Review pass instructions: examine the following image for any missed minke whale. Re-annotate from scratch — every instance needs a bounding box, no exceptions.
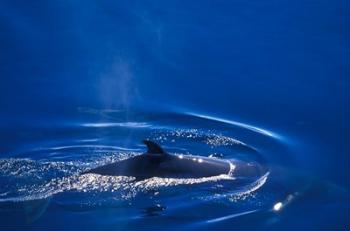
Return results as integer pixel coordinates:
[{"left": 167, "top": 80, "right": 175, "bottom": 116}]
[{"left": 84, "top": 140, "right": 234, "bottom": 179}]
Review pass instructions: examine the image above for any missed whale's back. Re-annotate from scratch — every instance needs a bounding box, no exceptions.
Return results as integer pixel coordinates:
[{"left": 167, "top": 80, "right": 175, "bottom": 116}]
[{"left": 85, "top": 141, "right": 231, "bottom": 179}]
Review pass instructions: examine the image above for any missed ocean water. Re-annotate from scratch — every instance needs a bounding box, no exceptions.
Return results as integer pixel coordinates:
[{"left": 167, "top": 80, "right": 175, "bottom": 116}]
[{"left": 1, "top": 0, "right": 350, "bottom": 230}]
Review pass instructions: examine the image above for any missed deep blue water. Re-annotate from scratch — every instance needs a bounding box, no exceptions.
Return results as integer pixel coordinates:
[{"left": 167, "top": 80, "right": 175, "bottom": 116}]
[{"left": 1, "top": 0, "right": 350, "bottom": 230}]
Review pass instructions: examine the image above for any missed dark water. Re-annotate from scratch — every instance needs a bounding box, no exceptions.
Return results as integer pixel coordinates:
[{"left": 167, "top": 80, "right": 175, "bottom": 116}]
[{"left": 1, "top": 0, "right": 350, "bottom": 230}]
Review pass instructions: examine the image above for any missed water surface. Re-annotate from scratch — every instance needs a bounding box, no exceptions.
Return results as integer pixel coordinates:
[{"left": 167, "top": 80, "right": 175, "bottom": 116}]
[
  {"left": 1, "top": 0, "right": 350, "bottom": 230},
  {"left": 0, "top": 108, "right": 348, "bottom": 230}
]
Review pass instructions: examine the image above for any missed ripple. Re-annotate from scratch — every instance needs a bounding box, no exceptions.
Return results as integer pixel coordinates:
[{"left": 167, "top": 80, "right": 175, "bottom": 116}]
[
  {"left": 187, "top": 112, "right": 280, "bottom": 139},
  {"left": 0, "top": 109, "right": 280, "bottom": 219},
  {"left": 81, "top": 122, "right": 151, "bottom": 128}
]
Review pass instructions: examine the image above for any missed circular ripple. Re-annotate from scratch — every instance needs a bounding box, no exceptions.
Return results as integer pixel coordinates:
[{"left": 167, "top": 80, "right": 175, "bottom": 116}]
[{"left": 0, "top": 109, "right": 280, "bottom": 215}]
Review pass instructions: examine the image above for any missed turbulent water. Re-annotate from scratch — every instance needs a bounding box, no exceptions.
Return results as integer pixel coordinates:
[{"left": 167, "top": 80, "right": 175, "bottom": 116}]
[{"left": 0, "top": 108, "right": 347, "bottom": 230}]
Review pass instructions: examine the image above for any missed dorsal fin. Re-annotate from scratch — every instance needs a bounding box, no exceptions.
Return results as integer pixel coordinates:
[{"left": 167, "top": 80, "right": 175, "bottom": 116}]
[{"left": 143, "top": 140, "right": 165, "bottom": 154}]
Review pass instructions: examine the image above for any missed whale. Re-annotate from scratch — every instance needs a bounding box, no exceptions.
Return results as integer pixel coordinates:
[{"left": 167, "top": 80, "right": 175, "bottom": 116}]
[{"left": 84, "top": 140, "right": 234, "bottom": 179}]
